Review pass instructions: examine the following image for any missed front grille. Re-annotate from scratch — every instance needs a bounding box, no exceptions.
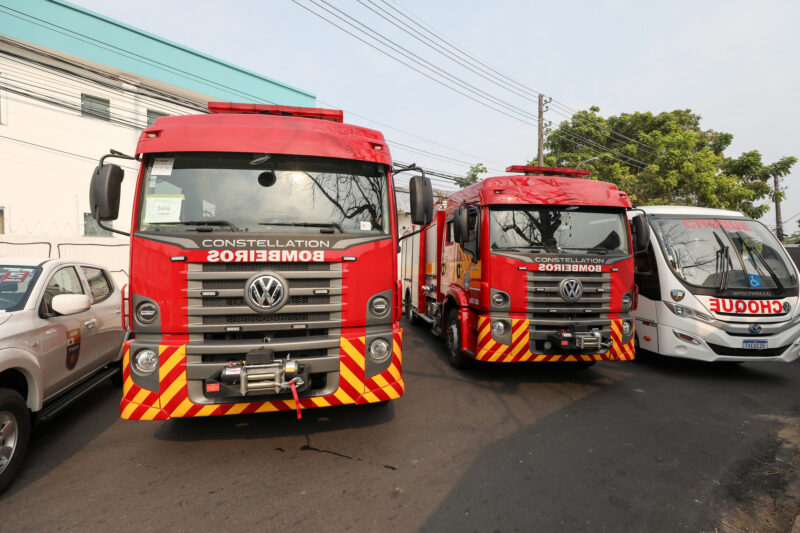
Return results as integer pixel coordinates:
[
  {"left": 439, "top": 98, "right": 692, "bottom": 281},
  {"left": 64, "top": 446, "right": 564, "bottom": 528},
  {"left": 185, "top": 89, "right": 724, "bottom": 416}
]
[
  {"left": 526, "top": 270, "right": 611, "bottom": 351},
  {"left": 186, "top": 261, "right": 343, "bottom": 347},
  {"left": 707, "top": 343, "right": 790, "bottom": 357}
]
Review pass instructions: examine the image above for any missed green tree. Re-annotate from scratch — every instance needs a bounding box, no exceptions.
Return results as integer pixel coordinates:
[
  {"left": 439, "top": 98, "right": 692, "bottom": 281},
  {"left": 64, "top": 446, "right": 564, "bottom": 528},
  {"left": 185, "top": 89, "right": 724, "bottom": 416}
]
[
  {"left": 538, "top": 106, "right": 796, "bottom": 219},
  {"left": 455, "top": 162, "right": 487, "bottom": 188}
]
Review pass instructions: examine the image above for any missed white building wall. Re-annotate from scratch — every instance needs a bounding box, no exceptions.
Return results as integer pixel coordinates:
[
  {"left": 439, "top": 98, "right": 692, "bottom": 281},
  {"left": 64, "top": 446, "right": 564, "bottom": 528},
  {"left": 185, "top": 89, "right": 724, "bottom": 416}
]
[{"left": 0, "top": 37, "right": 214, "bottom": 280}]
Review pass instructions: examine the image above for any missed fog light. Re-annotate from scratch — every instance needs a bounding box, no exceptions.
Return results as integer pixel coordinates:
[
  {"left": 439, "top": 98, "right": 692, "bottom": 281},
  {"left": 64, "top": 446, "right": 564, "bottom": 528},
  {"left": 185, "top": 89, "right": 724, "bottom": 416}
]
[
  {"left": 491, "top": 320, "right": 507, "bottom": 335},
  {"left": 622, "top": 292, "right": 633, "bottom": 311},
  {"left": 491, "top": 293, "right": 506, "bottom": 307},
  {"left": 133, "top": 349, "right": 158, "bottom": 375},
  {"left": 370, "top": 296, "right": 390, "bottom": 317},
  {"left": 622, "top": 320, "right": 633, "bottom": 336},
  {"left": 135, "top": 302, "right": 158, "bottom": 324},
  {"left": 368, "top": 338, "right": 391, "bottom": 362}
]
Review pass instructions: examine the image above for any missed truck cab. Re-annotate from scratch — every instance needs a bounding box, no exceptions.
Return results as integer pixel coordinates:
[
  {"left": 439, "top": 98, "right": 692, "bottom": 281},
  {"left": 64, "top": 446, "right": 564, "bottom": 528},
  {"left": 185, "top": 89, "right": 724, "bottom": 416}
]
[{"left": 402, "top": 166, "right": 643, "bottom": 368}]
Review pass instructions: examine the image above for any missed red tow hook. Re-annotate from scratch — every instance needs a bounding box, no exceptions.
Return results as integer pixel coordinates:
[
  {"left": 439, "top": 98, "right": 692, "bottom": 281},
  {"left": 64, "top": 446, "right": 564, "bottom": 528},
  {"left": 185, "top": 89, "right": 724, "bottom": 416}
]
[{"left": 289, "top": 379, "right": 302, "bottom": 420}]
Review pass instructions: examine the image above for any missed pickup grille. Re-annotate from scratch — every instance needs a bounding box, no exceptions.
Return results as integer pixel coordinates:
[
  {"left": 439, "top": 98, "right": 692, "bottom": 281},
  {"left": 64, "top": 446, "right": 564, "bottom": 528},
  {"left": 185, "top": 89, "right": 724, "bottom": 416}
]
[
  {"left": 186, "top": 262, "right": 343, "bottom": 360},
  {"left": 526, "top": 271, "right": 611, "bottom": 350}
]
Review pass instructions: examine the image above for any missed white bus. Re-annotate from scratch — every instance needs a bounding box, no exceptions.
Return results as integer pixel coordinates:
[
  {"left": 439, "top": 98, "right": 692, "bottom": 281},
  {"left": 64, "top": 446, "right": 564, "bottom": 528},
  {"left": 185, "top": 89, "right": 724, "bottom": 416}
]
[{"left": 631, "top": 206, "right": 800, "bottom": 362}]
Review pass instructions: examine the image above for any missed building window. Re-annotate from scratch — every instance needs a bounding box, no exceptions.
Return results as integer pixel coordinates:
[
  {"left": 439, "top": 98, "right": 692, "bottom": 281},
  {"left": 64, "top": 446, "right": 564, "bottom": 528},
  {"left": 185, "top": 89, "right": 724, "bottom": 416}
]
[
  {"left": 146, "top": 109, "right": 168, "bottom": 126},
  {"left": 81, "top": 94, "right": 110, "bottom": 121},
  {"left": 84, "top": 213, "right": 112, "bottom": 237}
]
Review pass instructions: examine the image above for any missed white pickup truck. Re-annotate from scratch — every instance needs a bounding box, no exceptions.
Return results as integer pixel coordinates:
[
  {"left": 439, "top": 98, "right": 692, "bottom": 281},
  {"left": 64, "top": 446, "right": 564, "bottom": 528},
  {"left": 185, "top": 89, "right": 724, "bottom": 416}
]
[{"left": 0, "top": 258, "right": 126, "bottom": 493}]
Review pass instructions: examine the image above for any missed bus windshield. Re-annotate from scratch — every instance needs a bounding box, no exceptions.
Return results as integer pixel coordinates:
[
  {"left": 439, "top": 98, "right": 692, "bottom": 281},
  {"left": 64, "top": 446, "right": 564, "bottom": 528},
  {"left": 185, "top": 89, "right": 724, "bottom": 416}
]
[
  {"left": 137, "top": 153, "right": 390, "bottom": 235},
  {"left": 652, "top": 217, "right": 797, "bottom": 290},
  {"left": 490, "top": 206, "right": 629, "bottom": 254}
]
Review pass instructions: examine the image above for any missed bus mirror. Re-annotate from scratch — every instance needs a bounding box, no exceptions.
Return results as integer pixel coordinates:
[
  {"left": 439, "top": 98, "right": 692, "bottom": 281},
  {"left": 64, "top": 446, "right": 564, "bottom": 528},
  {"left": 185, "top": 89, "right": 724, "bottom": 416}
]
[
  {"left": 89, "top": 163, "right": 124, "bottom": 221},
  {"left": 631, "top": 214, "right": 650, "bottom": 253},
  {"left": 409, "top": 175, "right": 433, "bottom": 225},
  {"left": 454, "top": 207, "right": 469, "bottom": 245}
]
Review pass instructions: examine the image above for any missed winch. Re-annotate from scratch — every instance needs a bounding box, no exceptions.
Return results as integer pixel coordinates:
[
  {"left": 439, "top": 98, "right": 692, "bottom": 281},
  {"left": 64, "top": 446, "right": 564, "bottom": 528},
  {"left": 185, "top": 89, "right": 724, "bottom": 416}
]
[
  {"left": 217, "top": 349, "right": 309, "bottom": 396},
  {"left": 544, "top": 329, "right": 612, "bottom": 352}
]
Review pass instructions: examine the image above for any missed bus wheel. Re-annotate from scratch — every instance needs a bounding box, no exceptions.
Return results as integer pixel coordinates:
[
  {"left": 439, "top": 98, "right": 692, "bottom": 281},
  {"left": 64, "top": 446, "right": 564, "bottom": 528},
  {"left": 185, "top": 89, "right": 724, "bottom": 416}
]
[{"left": 445, "top": 309, "right": 473, "bottom": 369}]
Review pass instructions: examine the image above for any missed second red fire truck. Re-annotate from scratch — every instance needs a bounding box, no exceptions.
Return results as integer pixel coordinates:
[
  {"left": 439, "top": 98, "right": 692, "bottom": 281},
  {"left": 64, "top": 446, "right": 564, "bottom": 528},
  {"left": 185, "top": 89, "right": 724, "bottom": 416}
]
[{"left": 401, "top": 165, "right": 649, "bottom": 368}]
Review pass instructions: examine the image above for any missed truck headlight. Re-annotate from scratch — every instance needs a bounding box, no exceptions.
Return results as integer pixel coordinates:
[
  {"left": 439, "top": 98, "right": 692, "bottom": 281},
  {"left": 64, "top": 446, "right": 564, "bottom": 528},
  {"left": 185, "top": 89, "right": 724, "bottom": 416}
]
[
  {"left": 622, "top": 320, "right": 633, "bottom": 336},
  {"left": 491, "top": 293, "right": 507, "bottom": 307},
  {"left": 622, "top": 292, "right": 633, "bottom": 311},
  {"left": 370, "top": 296, "right": 390, "bottom": 317},
  {"left": 368, "top": 338, "right": 391, "bottom": 362},
  {"left": 491, "top": 320, "right": 508, "bottom": 335},
  {"left": 133, "top": 349, "right": 158, "bottom": 375},
  {"left": 135, "top": 302, "right": 158, "bottom": 324}
]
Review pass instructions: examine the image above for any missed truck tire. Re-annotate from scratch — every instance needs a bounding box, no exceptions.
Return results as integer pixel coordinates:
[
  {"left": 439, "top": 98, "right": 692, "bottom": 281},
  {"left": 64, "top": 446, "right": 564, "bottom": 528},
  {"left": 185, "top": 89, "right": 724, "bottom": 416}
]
[
  {"left": 0, "top": 388, "right": 31, "bottom": 494},
  {"left": 404, "top": 292, "right": 419, "bottom": 326},
  {"left": 445, "top": 309, "right": 473, "bottom": 370}
]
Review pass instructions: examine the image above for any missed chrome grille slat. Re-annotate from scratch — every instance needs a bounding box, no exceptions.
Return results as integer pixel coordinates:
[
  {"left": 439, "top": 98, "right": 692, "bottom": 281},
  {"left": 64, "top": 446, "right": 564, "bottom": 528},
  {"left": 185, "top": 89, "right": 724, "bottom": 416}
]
[{"left": 188, "top": 304, "right": 341, "bottom": 316}]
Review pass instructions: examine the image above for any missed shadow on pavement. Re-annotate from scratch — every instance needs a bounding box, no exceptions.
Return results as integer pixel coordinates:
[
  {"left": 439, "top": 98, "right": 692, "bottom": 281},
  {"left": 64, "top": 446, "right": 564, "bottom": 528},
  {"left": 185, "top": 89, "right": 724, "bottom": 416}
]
[
  {"left": 153, "top": 400, "right": 396, "bottom": 442},
  {"left": 3, "top": 380, "right": 121, "bottom": 499},
  {"left": 634, "top": 349, "right": 789, "bottom": 385}
]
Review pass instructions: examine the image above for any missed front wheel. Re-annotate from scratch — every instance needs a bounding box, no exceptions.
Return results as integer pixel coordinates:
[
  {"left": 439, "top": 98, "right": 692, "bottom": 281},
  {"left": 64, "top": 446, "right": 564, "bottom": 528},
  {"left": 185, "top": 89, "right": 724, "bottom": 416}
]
[
  {"left": 404, "top": 292, "right": 419, "bottom": 325},
  {"left": 0, "top": 388, "right": 31, "bottom": 494},
  {"left": 445, "top": 309, "right": 473, "bottom": 370}
]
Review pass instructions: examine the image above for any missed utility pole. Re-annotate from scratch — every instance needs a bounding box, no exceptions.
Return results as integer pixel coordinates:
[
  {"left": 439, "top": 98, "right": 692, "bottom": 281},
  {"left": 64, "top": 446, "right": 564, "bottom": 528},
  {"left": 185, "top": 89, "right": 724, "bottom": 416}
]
[
  {"left": 774, "top": 174, "right": 784, "bottom": 242},
  {"left": 537, "top": 94, "right": 544, "bottom": 166}
]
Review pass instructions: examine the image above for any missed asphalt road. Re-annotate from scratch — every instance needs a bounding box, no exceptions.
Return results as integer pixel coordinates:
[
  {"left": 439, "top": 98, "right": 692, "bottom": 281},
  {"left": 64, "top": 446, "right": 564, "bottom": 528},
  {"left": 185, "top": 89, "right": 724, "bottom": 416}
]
[{"left": 2, "top": 320, "right": 799, "bottom": 532}]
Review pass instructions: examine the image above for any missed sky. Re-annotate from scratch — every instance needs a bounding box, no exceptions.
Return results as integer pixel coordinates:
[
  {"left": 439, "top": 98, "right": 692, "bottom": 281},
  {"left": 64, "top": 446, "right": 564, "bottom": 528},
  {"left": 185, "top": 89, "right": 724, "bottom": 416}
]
[{"left": 71, "top": 0, "right": 800, "bottom": 229}]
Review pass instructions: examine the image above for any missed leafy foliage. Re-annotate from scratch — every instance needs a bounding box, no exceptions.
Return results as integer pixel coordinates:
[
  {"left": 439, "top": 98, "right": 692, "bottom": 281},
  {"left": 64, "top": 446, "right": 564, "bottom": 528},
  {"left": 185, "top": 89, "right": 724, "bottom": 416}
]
[
  {"left": 455, "top": 162, "right": 487, "bottom": 188},
  {"left": 536, "top": 106, "right": 796, "bottom": 219}
]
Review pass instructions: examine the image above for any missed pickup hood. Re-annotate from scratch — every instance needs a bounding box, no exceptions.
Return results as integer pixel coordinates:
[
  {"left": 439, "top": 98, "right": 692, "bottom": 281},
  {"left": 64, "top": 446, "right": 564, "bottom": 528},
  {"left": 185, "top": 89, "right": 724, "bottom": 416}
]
[{"left": 0, "top": 312, "right": 12, "bottom": 327}]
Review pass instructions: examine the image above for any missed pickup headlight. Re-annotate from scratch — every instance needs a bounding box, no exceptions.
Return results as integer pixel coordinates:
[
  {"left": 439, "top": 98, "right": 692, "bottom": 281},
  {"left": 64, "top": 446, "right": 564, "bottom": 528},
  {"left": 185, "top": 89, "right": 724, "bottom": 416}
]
[{"left": 664, "top": 302, "right": 713, "bottom": 323}]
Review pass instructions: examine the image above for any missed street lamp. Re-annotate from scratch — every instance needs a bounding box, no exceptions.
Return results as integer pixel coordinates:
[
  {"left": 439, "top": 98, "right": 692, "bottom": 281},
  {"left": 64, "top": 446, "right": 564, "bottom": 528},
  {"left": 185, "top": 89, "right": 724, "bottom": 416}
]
[{"left": 576, "top": 157, "right": 599, "bottom": 168}]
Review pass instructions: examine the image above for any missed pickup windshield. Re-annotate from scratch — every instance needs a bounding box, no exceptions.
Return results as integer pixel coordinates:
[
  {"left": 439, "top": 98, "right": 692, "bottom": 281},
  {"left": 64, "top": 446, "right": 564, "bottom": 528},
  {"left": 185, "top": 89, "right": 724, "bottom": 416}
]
[
  {"left": 137, "top": 153, "right": 390, "bottom": 234},
  {"left": 652, "top": 217, "right": 797, "bottom": 289},
  {"left": 489, "top": 207, "right": 629, "bottom": 254},
  {"left": 0, "top": 266, "right": 41, "bottom": 312}
]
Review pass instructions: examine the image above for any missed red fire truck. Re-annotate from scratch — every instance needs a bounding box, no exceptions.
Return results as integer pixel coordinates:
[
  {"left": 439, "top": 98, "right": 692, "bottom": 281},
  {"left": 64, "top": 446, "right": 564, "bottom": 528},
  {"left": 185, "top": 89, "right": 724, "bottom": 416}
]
[
  {"left": 400, "top": 165, "right": 648, "bottom": 368},
  {"left": 88, "top": 102, "right": 432, "bottom": 419}
]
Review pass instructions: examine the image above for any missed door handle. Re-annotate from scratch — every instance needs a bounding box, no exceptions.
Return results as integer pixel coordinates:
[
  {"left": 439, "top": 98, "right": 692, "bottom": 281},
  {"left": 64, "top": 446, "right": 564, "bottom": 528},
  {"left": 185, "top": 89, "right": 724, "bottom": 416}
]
[
  {"left": 84, "top": 319, "right": 98, "bottom": 329},
  {"left": 115, "top": 307, "right": 121, "bottom": 315}
]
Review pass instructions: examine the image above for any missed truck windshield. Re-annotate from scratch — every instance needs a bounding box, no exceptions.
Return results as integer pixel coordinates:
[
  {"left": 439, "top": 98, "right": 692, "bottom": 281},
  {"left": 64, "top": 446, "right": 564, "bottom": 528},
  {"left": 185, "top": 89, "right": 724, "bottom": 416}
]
[
  {"left": 137, "top": 153, "right": 390, "bottom": 234},
  {"left": 0, "top": 266, "right": 41, "bottom": 312},
  {"left": 652, "top": 217, "right": 797, "bottom": 289},
  {"left": 489, "top": 207, "right": 629, "bottom": 254}
]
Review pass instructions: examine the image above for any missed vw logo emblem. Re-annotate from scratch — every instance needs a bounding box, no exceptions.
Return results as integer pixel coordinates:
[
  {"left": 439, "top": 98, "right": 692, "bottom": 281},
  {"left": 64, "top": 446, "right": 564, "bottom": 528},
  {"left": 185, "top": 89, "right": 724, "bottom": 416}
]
[
  {"left": 559, "top": 278, "right": 583, "bottom": 302},
  {"left": 748, "top": 323, "right": 762, "bottom": 335},
  {"left": 244, "top": 273, "right": 288, "bottom": 313},
  {"left": 783, "top": 301, "right": 791, "bottom": 313}
]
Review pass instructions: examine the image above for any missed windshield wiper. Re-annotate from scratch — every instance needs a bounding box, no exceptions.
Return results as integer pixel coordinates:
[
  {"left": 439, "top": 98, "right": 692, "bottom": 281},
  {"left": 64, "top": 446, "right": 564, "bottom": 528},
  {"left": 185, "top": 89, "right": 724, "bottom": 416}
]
[
  {"left": 150, "top": 220, "right": 239, "bottom": 232},
  {"left": 740, "top": 239, "right": 784, "bottom": 292},
  {"left": 559, "top": 247, "right": 611, "bottom": 255},
  {"left": 492, "top": 243, "right": 549, "bottom": 253},
  {"left": 713, "top": 233, "right": 731, "bottom": 292},
  {"left": 258, "top": 221, "right": 344, "bottom": 233}
]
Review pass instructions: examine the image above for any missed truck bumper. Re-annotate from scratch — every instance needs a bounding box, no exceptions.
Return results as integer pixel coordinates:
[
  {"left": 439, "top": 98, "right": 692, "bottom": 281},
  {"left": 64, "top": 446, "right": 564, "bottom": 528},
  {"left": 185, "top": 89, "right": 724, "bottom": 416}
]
[
  {"left": 474, "top": 316, "right": 635, "bottom": 362},
  {"left": 120, "top": 328, "right": 404, "bottom": 420}
]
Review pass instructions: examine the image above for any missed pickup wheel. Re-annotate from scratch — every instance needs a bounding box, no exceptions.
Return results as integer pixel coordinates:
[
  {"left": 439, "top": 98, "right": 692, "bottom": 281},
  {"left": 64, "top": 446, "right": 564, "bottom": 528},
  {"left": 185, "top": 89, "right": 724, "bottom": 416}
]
[
  {"left": 0, "top": 388, "right": 31, "bottom": 494},
  {"left": 445, "top": 309, "right": 473, "bottom": 370}
]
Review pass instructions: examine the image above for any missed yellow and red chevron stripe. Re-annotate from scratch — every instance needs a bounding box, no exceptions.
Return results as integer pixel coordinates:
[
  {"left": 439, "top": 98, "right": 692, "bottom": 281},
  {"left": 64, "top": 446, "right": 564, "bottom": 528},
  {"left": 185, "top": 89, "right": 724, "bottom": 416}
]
[
  {"left": 120, "top": 330, "right": 404, "bottom": 420},
  {"left": 475, "top": 316, "right": 635, "bottom": 362}
]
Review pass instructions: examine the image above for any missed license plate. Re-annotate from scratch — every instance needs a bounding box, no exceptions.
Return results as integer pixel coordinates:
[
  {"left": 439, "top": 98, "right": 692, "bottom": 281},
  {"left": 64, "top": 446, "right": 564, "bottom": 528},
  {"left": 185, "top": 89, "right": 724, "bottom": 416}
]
[{"left": 742, "top": 340, "right": 768, "bottom": 350}]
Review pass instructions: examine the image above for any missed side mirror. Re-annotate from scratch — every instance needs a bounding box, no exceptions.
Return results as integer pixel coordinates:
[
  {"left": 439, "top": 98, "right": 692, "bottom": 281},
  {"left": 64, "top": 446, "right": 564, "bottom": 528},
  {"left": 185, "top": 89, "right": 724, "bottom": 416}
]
[
  {"left": 51, "top": 294, "right": 92, "bottom": 316},
  {"left": 631, "top": 214, "right": 651, "bottom": 253},
  {"left": 89, "top": 163, "right": 124, "bottom": 221},
  {"left": 409, "top": 175, "right": 433, "bottom": 225},
  {"left": 454, "top": 207, "right": 469, "bottom": 245}
]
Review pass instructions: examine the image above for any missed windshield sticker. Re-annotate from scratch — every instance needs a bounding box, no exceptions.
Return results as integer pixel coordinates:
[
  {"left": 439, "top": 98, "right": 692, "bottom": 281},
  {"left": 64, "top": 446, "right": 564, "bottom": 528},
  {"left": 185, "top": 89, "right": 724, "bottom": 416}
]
[
  {"left": 683, "top": 219, "right": 752, "bottom": 231},
  {"left": 708, "top": 298, "right": 786, "bottom": 315},
  {"left": 144, "top": 195, "right": 183, "bottom": 223},
  {"left": 1, "top": 271, "right": 29, "bottom": 282},
  {"left": 360, "top": 220, "right": 372, "bottom": 231},
  {"left": 151, "top": 157, "right": 174, "bottom": 176},
  {"left": 748, "top": 274, "right": 763, "bottom": 288}
]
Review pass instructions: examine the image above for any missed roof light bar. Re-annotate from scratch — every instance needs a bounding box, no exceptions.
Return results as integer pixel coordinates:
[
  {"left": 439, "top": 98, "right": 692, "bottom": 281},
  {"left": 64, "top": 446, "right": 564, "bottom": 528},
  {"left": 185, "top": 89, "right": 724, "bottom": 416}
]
[
  {"left": 207, "top": 102, "right": 343, "bottom": 123},
  {"left": 505, "top": 165, "right": 591, "bottom": 177}
]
